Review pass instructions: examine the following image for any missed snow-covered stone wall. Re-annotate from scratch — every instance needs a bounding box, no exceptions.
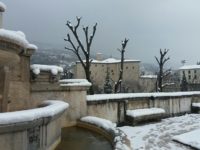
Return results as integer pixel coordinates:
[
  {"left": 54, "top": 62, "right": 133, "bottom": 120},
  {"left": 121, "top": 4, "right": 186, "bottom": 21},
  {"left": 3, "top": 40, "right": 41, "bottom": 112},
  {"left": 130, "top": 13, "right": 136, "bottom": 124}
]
[
  {"left": 87, "top": 92, "right": 200, "bottom": 123},
  {"left": 0, "top": 100, "right": 68, "bottom": 150},
  {"left": 31, "top": 79, "right": 91, "bottom": 127}
]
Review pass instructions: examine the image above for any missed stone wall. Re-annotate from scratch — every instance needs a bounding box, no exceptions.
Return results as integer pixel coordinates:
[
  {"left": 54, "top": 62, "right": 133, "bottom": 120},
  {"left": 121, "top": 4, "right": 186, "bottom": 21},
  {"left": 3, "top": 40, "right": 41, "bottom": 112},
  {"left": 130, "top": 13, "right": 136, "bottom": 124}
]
[
  {"left": 87, "top": 92, "right": 200, "bottom": 123},
  {"left": 31, "top": 81, "right": 90, "bottom": 127},
  {"left": 0, "top": 100, "right": 68, "bottom": 150}
]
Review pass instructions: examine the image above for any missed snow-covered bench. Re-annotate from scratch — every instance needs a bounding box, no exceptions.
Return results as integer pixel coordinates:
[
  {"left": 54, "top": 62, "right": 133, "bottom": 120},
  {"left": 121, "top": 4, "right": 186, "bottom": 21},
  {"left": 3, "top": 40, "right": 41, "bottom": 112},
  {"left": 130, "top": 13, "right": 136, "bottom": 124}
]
[
  {"left": 126, "top": 108, "right": 166, "bottom": 125},
  {"left": 191, "top": 103, "right": 200, "bottom": 113}
]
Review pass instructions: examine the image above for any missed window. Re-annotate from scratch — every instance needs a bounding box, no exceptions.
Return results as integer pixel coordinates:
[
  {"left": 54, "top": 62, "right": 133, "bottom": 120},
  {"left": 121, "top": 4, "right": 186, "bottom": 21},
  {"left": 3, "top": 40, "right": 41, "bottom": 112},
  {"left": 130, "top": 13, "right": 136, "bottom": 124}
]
[
  {"left": 194, "top": 70, "right": 197, "bottom": 74},
  {"left": 126, "top": 66, "right": 128, "bottom": 69},
  {"left": 102, "top": 64, "right": 104, "bottom": 67},
  {"left": 132, "top": 66, "right": 134, "bottom": 69},
  {"left": 188, "top": 75, "right": 191, "bottom": 80},
  {"left": 188, "top": 70, "right": 191, "bottom": 74},
  {"left": 194, "top": 75, "right": 197, "bottom": 79},
  {"left": 182, "top": 71, "right": 185, "bottom": 74}
]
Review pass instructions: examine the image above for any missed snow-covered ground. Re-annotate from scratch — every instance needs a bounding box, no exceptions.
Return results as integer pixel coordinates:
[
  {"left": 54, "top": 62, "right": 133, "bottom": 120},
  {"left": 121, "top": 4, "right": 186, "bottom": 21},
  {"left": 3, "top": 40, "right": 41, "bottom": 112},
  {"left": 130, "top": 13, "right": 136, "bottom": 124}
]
[{"left": 119, "top": 114, "right": 200, "bottom": 150}]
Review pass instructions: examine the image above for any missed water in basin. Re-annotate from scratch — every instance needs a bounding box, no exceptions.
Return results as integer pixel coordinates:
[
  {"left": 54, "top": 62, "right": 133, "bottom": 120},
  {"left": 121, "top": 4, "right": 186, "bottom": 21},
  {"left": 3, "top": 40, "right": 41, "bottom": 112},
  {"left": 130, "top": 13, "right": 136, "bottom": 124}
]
[{"left": 55, "top": 126, "right": 112, "bottom": 150}]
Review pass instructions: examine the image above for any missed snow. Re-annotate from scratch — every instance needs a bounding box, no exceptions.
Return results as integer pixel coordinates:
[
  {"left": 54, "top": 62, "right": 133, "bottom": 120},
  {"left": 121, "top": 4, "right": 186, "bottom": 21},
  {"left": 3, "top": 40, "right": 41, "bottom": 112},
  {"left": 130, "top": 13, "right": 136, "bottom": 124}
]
[
  {"left": 31, "top": 64, "right": 63, "bottom": 75},
  {"left": 80, "top": 116, "right": 132, "bottom": 150},
  {"left": 0, "top": 2, "right": 6, "bottom": 12},
  {"left": 59, "top": 79, "right": 91, "bottom": 87},
  {"left": 0, "top": 100, "right": 69, "bottom": 125},
  {"left": 179, "top": 65, "right": 200, "bottom": 70},
  {"left": 0, "top": 29, "right": 37, "bottom": 50},
  {"left": 140, "top": 75, "right": 157, "bottom": 79},
  {"left": 192, "top": 103, "right": 200, "bottom": 107},
  {"left": 119, "top": 114, "right": 200, "bottom": 150},
  {"left": 126, "top": 108, "right": 165, "bottom": 117},
  {"left": 78, "top": 58, "right": 140, "bottom": 64},
  {"left": 87, "top": 91, "right": 200, "bottom": 101},
  {"left": 80, "top": 116, "right": 116, "bottom": 130},
  {"left": 173, "top": 129, "right": 200, "bottom": 149}
]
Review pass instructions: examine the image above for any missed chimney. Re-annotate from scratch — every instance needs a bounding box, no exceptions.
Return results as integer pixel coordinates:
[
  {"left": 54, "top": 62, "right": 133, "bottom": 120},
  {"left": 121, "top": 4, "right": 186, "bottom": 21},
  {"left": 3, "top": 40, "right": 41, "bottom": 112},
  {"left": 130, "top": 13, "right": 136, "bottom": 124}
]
[
  {"left": 96, "top": 53, "right": 103, "bottom": 61},
  {"left": 0, "top": 2, "right": 6, "bottom": 28}
]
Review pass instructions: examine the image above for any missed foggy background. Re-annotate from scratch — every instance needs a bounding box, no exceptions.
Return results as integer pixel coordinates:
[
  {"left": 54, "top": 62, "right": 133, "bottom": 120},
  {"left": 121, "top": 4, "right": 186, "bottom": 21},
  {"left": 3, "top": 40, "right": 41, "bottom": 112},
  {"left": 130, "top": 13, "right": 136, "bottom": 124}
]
[{"left": 2, "top": 0, "right": 200, "bottom": 69}]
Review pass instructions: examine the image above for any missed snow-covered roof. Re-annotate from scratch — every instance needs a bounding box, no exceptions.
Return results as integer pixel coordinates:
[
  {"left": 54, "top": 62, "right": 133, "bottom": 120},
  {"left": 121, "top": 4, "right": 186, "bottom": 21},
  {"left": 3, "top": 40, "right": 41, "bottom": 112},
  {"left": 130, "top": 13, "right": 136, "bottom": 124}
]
[
  {"left": 0, "top": 100, "right": 68, "bottom": 125},
  {"left": 59, "top": 79, "right": 91, "bottom": 87},
  {"left": 140, "top": 75, "right": 157, "bottom": 79},
  {"left": 0, "top": 29, "right": 37, "bottom": 50},
  {"left": 77, "top": 58, "right": 140, "bottom": 64},
  {"left": 0, "top": 2, "right": 6, "bottom": 12},
  {"left": 31, "top": 64, "right": 63, "bottom": 75},
  {"left": 179, "top": 65, "right": 200, "bottom": 70}
]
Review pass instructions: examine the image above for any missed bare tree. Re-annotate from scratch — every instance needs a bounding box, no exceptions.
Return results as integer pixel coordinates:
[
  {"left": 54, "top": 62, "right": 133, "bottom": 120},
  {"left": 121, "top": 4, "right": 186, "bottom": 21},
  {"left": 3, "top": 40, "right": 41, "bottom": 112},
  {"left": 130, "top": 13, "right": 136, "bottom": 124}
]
[
  {"left": 155, "top": 49, "right": 170, "bottom": 92},
  {"left": 64, "top": 17, "right": 97, "bottom": 94},
  {"left": 114, "top": 38, "right": 129, "bottom": 93}
]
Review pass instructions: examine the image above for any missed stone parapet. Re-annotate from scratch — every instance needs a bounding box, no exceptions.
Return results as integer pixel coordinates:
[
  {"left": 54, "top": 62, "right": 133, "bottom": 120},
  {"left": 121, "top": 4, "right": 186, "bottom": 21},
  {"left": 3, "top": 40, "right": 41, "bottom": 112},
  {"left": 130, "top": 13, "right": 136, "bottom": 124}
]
[
  {"left": 87, "top": 92, "right": 200, "bottom": 123},
  {"left": 0, "top": 100, "right": 68, "bottom": 150}
]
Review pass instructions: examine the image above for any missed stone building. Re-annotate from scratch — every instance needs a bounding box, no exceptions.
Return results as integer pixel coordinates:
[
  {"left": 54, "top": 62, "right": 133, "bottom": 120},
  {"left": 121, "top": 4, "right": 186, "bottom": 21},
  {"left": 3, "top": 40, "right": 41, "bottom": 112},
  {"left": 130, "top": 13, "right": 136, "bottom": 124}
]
[
  {"left": 139, "top": 75, "right": 157, "bottom": 92},
  {"left": 73, "top": 57, "right": 141, "bottom": 92},
  {"left": 179, "top": 65, "right": 200, "bottom": 91},
  {"left": 179, "top": 65, "right": 200, "bottom": 84}
]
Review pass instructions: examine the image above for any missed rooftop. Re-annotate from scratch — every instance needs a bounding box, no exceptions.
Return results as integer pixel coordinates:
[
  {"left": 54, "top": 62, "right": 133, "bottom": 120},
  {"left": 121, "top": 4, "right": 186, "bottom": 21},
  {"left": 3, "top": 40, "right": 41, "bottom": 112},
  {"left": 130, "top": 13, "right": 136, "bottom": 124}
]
[
  {"left": 77, "top": 58, "right": 140, "bottom": 64},
  {"left": 179, "top": 65, "right": 200, "bottom": 70}
]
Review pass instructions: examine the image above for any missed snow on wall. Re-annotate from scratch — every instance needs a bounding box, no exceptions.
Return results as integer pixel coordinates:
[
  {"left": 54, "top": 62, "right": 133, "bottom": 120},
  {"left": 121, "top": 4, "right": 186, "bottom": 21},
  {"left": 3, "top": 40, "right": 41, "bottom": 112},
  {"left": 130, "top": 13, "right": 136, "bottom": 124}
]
[
  {"left": 192, "top": 103, "right": 200, "bottom": 107},
  {"left": 140, "top": 75, "right": 157, "bottom": 79},
  {"left": 87, "top": 91, "right": 200, "bottom": 101},
  {"left": 59, "top": 79, "right": 91, "bottom": 87},
  {"left": 0, "top": 100, "right": 68, "bottom": 125},
  {"left": 81, "top": 116, "right": 116, "bottom": 130},
  {"left": 31, "top": 64, "right": 63, "bottom": 75},
  {"left": 0, "top": 2, "right": 6, "bottom": 12},
  {"left": 126, "top": 108, "right": 165, "bottom": 117},
  {"left": 80, "top": 116, "right": 132, "bottom": 150},
  {"left": 0, "top": 29, "right": 37, "bottom": 50}
]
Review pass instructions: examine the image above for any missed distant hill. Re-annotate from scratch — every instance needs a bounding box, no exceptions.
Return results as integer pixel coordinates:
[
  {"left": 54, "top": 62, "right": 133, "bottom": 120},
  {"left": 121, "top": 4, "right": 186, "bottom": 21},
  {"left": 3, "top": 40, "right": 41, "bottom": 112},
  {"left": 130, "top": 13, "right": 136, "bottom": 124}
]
[
  {"left": 30, "top": 41, "right": 78, "bottom": 67},
  {"left": 140, "top": 63, "right": 158, "bottom": 75}
]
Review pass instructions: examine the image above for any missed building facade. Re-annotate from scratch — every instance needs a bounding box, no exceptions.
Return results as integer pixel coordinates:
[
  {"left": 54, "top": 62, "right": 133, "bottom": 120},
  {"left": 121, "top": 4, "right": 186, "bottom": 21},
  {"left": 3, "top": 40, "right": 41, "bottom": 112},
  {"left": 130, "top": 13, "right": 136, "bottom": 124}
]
[
  {"left": 73, "top": 58, "right": 140, "bottom": 93},
  {"left": 179, "top": 65, "right": 200, "bottom": 84}
]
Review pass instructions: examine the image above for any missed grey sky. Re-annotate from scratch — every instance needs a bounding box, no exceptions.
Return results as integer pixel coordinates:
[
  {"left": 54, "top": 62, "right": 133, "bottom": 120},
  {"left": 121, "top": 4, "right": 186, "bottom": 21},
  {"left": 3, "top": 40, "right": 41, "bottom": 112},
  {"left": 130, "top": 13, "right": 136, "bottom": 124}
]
[{"left": 1, "top": 0, "right": 200, "bottom": 69}]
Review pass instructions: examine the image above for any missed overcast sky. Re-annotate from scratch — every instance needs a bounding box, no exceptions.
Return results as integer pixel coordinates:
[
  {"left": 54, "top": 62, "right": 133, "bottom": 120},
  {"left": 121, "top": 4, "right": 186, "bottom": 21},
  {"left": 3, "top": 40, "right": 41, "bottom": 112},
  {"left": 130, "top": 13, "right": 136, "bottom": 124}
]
[{"left": 2, "top": 0, "right": 200, "bottom": 69}]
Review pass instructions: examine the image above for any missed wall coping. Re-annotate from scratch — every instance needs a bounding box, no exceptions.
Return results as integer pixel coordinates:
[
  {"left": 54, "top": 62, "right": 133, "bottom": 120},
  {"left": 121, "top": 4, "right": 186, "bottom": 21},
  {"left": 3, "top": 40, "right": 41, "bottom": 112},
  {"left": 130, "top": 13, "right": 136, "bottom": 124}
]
[
  {"left": 0, "top": 100, "right": 68, "bottom": 133},
  {"left": 78, "top": 116, "right": 132, "bottom": 150},
  {"left": 87, "top": 91, "right": 200, "bottom": 104}
]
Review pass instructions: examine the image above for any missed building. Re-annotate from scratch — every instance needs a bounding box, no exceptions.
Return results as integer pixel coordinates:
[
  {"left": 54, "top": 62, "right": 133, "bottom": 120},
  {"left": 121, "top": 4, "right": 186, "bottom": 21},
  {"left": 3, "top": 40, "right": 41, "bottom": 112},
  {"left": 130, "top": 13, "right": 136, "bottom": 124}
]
[
  {"left": 179, "top": 65, "right": 200, "bottom": 84},
  {"left": 139, "top": 75, "right": 157, "bottom": 92},
  {"left": 73, "top": 57, "right": 140, "bottom": 93},
  {"left": 179, "top": 65, "right": 200, "bottom": 91}
]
